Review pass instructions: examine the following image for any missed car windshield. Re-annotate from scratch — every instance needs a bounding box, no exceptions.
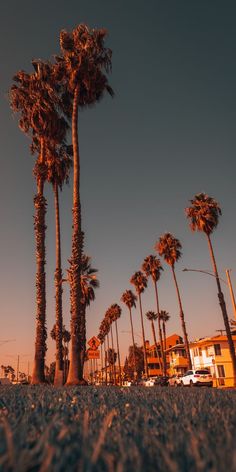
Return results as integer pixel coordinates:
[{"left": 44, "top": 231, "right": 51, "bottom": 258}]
[{"left": 195, "top": 370, "right": 210, "bottom": 374}]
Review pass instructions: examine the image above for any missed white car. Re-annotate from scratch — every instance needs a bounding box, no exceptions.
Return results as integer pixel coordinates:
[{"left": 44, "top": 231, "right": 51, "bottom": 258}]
[
  {"left": 168, "top": 375, "right": 182, "bottom": 387},
  {"left": 123, "top": 380, "right": 132, "bottom": 387},
  {"left": 181, "top": 369, "right": 213, "bottom": 387},
  {"left": 144, "top": 378, "right": 157, "bottom": 387}
]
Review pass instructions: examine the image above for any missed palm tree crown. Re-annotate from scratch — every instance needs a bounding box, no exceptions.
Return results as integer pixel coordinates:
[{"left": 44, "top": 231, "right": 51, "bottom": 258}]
[
  {"left": 185, "top": 192, "right": 222, "bottom": 235},
  {"left": 156, "top": 233, "right": 182, "bottom": 267},
  {"left": 121, "top": 290, "right": 137, "bottom": 309},
  {"left": 81, "top": 255, "right": 99, "bottom": 306},
  {"left": 159, "top": 310, "right": 170, "bottom": 323},
  {"left": 110, "top": 303, "right": 122, "bottom": 321},
  {"left": 142, "top": 255, "right": 163, "bottom": 282},
  {"left": 44, "top": 143, "right": 73, "bottom": 189},
  {"left": 145, "top": 311, "right": 158, "bottom": 322},
  {"left": 130, "top": 271, "right": 148, "bottom": 294},
  {"left": 55, "top": 24, "right": 114, "bottom": 108}
]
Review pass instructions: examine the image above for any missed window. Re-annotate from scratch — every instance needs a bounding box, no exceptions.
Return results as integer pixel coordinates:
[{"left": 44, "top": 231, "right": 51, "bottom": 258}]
[
  {"left": 199, "top": 347, "right": 202, "bottom": 356},
  {"left": 217, "top": 365, "right": 225, "bottom": 378},
  {"left": 193, "top": 348, "right": 198, "bottom": 357},
  {"left": 206, "top": 345, "right": 214, "bottom": 357},
  {"left": 214, "top": 344, "right": 221, "bottom": 356}
]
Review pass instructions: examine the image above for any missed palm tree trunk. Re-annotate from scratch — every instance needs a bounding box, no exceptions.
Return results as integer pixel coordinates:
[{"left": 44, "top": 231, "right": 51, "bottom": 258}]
[
  {"left": 53, "top": 183, "right": 64, "bottom": 386},
  {"left": 207, "top": 234, "right": 236, "bottom": 386},
  {"left": 115, "top": 320, "right": 122, "bottom": 385},
  {"left": 100, "top": 343, "right": 104, "bottom": 384},
  {"left": 110, "top": 324, "right": 116, "bottom": 384},
  {"left": 107, "top": 332, "right": 112, "bottom": 383},
  {"left": 171, "top": 265, "right": 192, "bottom": 369},
  {"left": 80, "top": 303, "right": 86, "bottom": 370},
  {"left": 163, "top": 322, "right": 167, "bottom": 352},
  {"left": 104, "top": 337, "right": 108, "bottom": 385},
  {"left": 138, "top": 294, "right": 149, "bottom": 377},
  {"left": 129, "top": 307, "right": 137, "bottom": 379},
  {"left": 66, "top": 84, "right": 84, "bottom": 385},
  {"left": 154, "top": 281, "right": 165, "bottom": 375},
  {"left": 32, "top": 138, "right": 47, "bottom": 384},
  {"left": 151, "top": 320, "right": 163, "bottom": 375}
]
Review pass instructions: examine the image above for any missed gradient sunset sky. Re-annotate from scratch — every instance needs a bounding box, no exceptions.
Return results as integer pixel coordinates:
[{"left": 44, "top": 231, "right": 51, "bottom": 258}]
[{"left": 1, "top": 1, "right": 236, "bottom": 374}]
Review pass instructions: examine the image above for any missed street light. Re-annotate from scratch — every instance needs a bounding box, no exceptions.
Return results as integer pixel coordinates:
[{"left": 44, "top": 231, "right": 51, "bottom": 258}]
[{"left": 183, "top": 268, "right": 236, "bottom": 320}]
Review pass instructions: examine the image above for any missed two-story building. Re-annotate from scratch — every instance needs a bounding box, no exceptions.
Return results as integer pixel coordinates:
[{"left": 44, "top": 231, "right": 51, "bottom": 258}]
[
  {"left": 147, "top": 333, "right": 186, "bottom": 376},
  {"left": 190, "top": 333, "right": 236, "bottom": 387}
]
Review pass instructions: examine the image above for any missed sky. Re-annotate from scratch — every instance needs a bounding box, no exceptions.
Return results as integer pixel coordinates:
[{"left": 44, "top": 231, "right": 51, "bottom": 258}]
[{"left": 0, "top": 0, "right": 236, "bottom": 374}]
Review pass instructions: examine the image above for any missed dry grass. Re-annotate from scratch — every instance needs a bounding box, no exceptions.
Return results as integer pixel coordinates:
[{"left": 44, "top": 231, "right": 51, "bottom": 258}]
[{"left": 0, "top": 386, "right": 236, "bottom": 471}]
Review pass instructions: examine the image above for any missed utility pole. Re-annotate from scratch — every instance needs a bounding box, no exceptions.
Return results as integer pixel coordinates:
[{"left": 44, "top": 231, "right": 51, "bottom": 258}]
[{"left": 226, "top": 269, "right": 236, "bottom": 320}]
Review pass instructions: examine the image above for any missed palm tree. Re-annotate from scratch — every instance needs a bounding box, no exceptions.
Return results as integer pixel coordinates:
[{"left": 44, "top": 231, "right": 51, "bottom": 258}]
[
  {"left": 100, "top": 318, "right": 111, "bottom": 383},
  {"left": 145, "top": 311, "right": 163, "bottom": 374},
  {"left": 156, "top": 233, "right": 192, "bottom": 369},
  {"left": 105, "top": 308, "right": 117, "bottom": 383},
  {"left": 45, "top": 143, "right": 72, "bottom": 385},
  {"left": 55, "top": 25, "right": 113, "bottom": 385},
  {"left": 159, "top": 310, "right": 170, "bottom": 353},
  {"left": 10, "top": 61, "right": 68, "bottom": 384},
  {"left": 109, "top": 304, "right": 122, "bottom": 385},
  {"left": 121, "top": 290, "right": 138, "bottom": 379},
  {"left": 80, "top": 255, "right": 99, "bottom": 372},
  {"left": 97, "top": 331, "right": 105, "bottom": 383},
  {"left": 185, "top": 192, "right": 236, "bottom": 385},
  {"left": 130, "top": 271, "right": 149, "bottom": 377},
  {"left": 142, "top": 255, "right": 165, "bottom": 373}
]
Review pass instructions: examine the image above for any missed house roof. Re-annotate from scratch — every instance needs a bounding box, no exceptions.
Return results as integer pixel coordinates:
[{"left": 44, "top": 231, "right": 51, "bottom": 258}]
[{"left": 190, "top": 334, "right": 236, "bottom": 347}]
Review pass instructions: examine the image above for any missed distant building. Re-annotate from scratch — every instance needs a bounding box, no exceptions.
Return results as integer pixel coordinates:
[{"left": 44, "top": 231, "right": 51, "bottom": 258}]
[
  {"left": 190, "top": 333, "right": 236, "bottom": 387},
  {"left": 166, "top": 344, "right": 188, "bottom": 376},
  {"left": 147, "top": 333, "right": 185, "bottom": 377}
]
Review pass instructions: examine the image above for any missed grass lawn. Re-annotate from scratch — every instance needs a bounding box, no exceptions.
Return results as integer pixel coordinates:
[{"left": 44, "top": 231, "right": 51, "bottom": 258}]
[{"left": 0, "top": 386, "right": 236, "bottom": 471}]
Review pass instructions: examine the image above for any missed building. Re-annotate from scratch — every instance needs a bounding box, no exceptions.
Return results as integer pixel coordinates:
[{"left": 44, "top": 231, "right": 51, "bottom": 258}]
[
  {"left": 147, "top": 333, "right": 185, "bottom": 376},
  {"left": 190, "top": 334, "right": 236, "bottom": 387},
  {"left": 166, "top": 344, "right": 188, "bottom": 376}
]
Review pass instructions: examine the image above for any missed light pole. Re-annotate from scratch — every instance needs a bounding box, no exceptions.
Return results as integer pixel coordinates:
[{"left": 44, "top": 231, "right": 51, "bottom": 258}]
[
  {"left": 183, "top": 268, "right": 236, "bottom": 320},
  {"left": 225, "top": 270, "right": 236, "bottom": 320}
]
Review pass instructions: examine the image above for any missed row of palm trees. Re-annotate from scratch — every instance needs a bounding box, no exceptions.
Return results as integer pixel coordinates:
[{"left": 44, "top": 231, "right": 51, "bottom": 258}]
[
  {"left": 10, "top": 24, "right": 113, "bottom": 385},
  {"left": 96, "top": 193, "right": 236, "bottom": 386}
]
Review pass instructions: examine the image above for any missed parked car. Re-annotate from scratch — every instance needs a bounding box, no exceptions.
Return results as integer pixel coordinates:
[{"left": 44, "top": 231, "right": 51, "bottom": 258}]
[
  {"left": 168, "top": 374, "right": 182, "bottom": 387},
  {"left": 155, "top": 376, "right": 169, "bottom": 387},
  {"left": 123, "top": 380, "right": 132, "bottom": 387},
  {"left": 181, "top": 369, "right": 213, "bottom": 387},
  {"left": 144, "top": 378, "right": 158, "bottom": 387}
]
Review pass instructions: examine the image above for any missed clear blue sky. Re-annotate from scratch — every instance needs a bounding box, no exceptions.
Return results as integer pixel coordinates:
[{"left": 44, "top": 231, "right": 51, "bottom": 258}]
[{"left": 0, "top": 1, "right": 236, "bottom": 373}]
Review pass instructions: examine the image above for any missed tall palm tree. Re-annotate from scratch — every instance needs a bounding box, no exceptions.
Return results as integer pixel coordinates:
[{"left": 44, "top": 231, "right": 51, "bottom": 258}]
[
  {"left": 105, "top": 308, "right": 117, "bottom": 383},
  {"left": 130, "top": 271, "right": 149, "bottom": 377},
  {"left": 121, "top": 290, "right": 138, "bottom": 379},
  {"left": 145, "top": 311, "right": 163, "bottom": 375},
  {"left": 97, "top": 331, "right": 105, "bottom": 383},
  {"left": 45, "top": 143, "right": 72, "bottom": 385},
  {"left": 80, "top": 255, "right": 99, "bottom": 371},
  {"left": 159, "top": 310, "right": 170, "bottom": 353},
  {"left": 142, "top": 255, "right": 165, "bottom": 373},
  {"left": 109, "top": 304, "right": 122, "bottom": 385},
  {"left": 185, "top": 192, "right": 236, "bottom": 385},
  {"left": 56, "top": 25, "right": 113, "bottom": 385},
  {"left": 100, "top": 318, "right": 111, "bottom": 383},
  {"left": 156, "top": 233, "right": 192, "bottom": 369},
  {"left": 10, "top": 61, "right": 68, "bottom": 384}
]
